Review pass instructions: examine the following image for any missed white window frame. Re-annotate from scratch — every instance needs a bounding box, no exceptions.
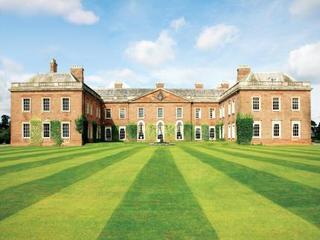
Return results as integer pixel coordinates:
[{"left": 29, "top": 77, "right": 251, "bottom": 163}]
[
  {"left": 42, "top": 97, "right": 51, "bottom": 113},
  {"left": 291, "top": 97, "right": 300, "bottom": 111},
  {"left": 105, "top": 108, "right": 112, "bottom": 119},
  {"left": 42, "top": 122, "right": 51, "bottom": 139},
  {"left": 272, "top": 97, "right": 281, "bottom": 112},
  {"left": 231, "top": 100, "right": 235, "bottom": 114},
  {"left": 157, "top": 107, "right": 164, "bottom": 119},
  {"left": 272, "top": 121, "right": 281, "bottom": 139},
  {"left": 231, "top": 123, "right": 235, "bottom": 139},
  {"left": 137, "top": 107, "right": 145, "bottom": 119},
  {"left": 22, "top": 122, "right": 31, "bottom": 139},
  {"left": 195, "top": 108, "right": 201, "bottom": 119},
  {"left": 252, "top": 96, "right": 261, "bottom": 112},
  {"left": 22, "top": 98, "right": 31, "bottom": 112},
  {"left": 61, "top": 97, "right": 70, "bottom": 112},
  {"left": 61, "top": 122, "right": 70, "bottom": 139},
  {"left": 119, "top": 108, "right": 127, "bottom": 119},
  {"left": 137, "top": 120, "right": 145, "bottom": 140},
  {"left": 228, "top": 124, "right": 231, "bottom": 139},
  {"left": 209, "top": 126, "right": 216, "bottom": 140},
  {"left": 156, "top": 120, "right": 165, "bottom": 142},
  {"left": 105, "top": 126, "right": 112, "bottom": 141},
  {"left": 228, "top": 103, "right": 231, "bottom": 116},
  {"left": 209, "top": 108, "right": 215, "bottom": 119},
  {"left": 119, "top": 126, "right": 126, "bottom": 140},
  {"left": 194, "top": 126, "right": 202, "bottom": 140},
  {"left": 292, "top": 120, "right": 301, "bottom": 138},
  {"left": 176, "top": 107, "right": 183, "bottom": 119},
  {"left": 175, "top": 120, "right": 184, "bottom": 141},
  {"left": 253, "top": 121, "right": 261, "bottom": 139}
]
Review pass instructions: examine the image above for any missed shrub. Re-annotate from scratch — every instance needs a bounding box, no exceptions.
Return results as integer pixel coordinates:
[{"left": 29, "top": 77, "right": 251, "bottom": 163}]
[
  {"left": 201, "top": 124, "right": 209, "bottom": 141},
  {"left": 184, "top": 123, "right": 193, "bottom": 141},
  {"left": 0, "top": 128, "right": 10, "bottom": 144},
  {"left": 236, "top": 113, "right": 253, "bottom": 144},
  {"left": 92, "top": 121, "right": 97, "bottom": 142},
  {"left": 165, "top": 124, "right": 175, "bottom": 141},
  {"left": 75, "top": 115, "right": 88, "bottom": 144},
  {"left": 215, "top": 122, "right": 224, "bottom": 140},
  {"left": 127, "top": 123, "right": 137, "bottom": 141},
  {"left": 146, "top": 124, "right": 156, "bottom": 142},
  {"left": 112, "top": 125, "right": 119, "bottom": 142},
  {"left": 50, "top": 120, "right": 62, "bottom": 146},
  {"left": 30, "top": 119, "right": 42, "bottom": 146}
]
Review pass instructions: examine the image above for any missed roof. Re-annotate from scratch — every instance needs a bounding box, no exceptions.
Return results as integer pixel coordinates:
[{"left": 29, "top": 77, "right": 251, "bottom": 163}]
[{"left": 28, "top": 73, "right": 77, "bottom": 83}]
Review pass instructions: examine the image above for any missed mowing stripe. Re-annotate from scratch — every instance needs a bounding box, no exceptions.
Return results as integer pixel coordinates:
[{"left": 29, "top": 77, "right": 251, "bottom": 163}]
[
  {"left": 0, "top": 146, "right": 143, "bottom": 221},
  {"left": 0, "top": 144, "right": 123, "bottom": 176},
  {"left": 98, "top": 147, "right": 218, "bottom": 240},
  {"left": 171, "top": 147, "right": 320, "bottom": 239},
  {"left": 180, "top": 146, "right": 320, "bottom": 227},
  {"left": 198, "top": 145, "right": 320, "bottom": 190},
  {"left": 0, "top": 145, "right": 133, "bottom": 191},
  {"left": 203, "top": 145, "right": 320, "bottom": 174},
  {"left": 0, "top": 147, "right": 154, "bottom": 240}
]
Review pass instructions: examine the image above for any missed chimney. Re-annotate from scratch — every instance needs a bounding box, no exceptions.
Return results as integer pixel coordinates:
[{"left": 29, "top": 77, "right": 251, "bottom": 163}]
[
  {"left": 156, "top": 82, "right": 165, "bottom": 89},
  {"left": 114, "top": 82, "right": 123, "bottom": 89},
  {"left": 237, "top": 65, "right": 251, "bottom": 81},
  {"left": 195, "top": 83, "right": 203, "bottom": 90},
  {"left": 218, "top": 82, "right": 230, "bottom": 92},
  {"left": 50, "top": 58, "right": 57, "bottom": 73},
  {"left": 70, "top": 66, "right": 84, "bottom": 82}
]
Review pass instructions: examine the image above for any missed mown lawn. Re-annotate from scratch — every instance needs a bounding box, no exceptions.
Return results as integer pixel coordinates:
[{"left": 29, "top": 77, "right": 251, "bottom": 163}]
[{"left": 0, "top": 142, "right": 319, "bottom": 239}]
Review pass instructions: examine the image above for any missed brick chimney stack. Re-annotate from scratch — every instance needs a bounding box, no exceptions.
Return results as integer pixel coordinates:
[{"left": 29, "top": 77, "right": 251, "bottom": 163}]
[
  {"left": 114, "top": 82, "right": 123, "bottom": 89},
  {"left": 70, "top": 66, "right": 84, "bottom": 82},
  {"left": 156, "top": 82, "right": 165, "bottom": 89},
  {"left": 50, "top": 58, "right": 57, "bottom": 73},
  {"left": 195, "top": 83, "right": 203, "bottom": 90},
  {"left": 237, "top": 65, "right": 251, "bottom": 81}
]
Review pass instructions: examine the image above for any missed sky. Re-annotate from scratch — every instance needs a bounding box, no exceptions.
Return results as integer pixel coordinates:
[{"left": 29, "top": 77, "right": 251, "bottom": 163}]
[{"left": 0, "top": 0, "right": 320, "bottom": 121}]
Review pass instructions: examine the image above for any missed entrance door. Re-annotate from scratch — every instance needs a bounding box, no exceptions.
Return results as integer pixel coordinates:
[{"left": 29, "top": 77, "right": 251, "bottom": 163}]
[{"left": 157, "top": 121, "right": 164, "bottom": 142}]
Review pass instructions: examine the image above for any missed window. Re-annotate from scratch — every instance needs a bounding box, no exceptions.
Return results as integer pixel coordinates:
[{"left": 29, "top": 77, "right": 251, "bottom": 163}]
[
  {"left": 272, "top": 97, "right": 280, "bottom": 111},
  {"left": 219, "top": 106, "right": 225, "bottom": 118},
  {"left": 119, "top": 108, "right": 126, "bottom": 119},
  {"left": 119, "top": 126, "right": 126, "bottom": 140},
  {"left": 176, "top": 121, "right": 184, "bottom": 140},
  {"left": 90, "top": 104, "right": 93, "bottom": 115},
  {"left": 105, "top": 127, "right": 112, "bottom": 141},
  {"left": 61, "top": 122, "right": 70, "bottom": 138},
  {"left": 195, "top": 126, "right": 201, "bottom": 140},
  {"left": 272, "top": 121, "right": 281, "bottom": 138},
  {"left": 195, "top": 108, "right": 201, "bottom": 119},
  {"left": 209, "top": 126, "right": 215, "bottom": 140},
  {"left": 105, "top": 108, "right": 112, "bottom": 119},
  {"left": 61, "top": 97, "right": 70, "bottom": 112},
  {"left": 221, "top": 125, "right": 224, "bottom": 139},
  {"left": 252, "top": 97, "right": 260, "bottom": 111},
  {"left": 228, "top": 103, "right": 231, "bottom": 115},
  {"left": 86, "top": 103, "right": 90, "bottom": 114},
  {"left": 209, "top": 108, "right": 215, "bottom": 119},
  {"left": 96, "top": 107, "right": 100, "bottom": 118},
  {"left": 157, "top": 107, "right": 164, "bottom": 118},
  {"left": 137, "top": 121, "right": 145, "bottom": 140},
  {"left": 22, "top": 98, "right": 31, "bottom": 112},
  {"left": 292, "top": 97, "right": 300, "bottom": 111},
  {"left": 42, "top": 98, "right": 50, "bottom": 112},
  {"left": 231, "top": 101, "right": 235, "bottom": 114},
  {"left": 138, "top": 107, "right": 144, "bottom": 119},
  {"left": 22, "top": 123, "right": 30, "bottom": 138},
  {"left": 228, "top": 125, "right": 231, "bottom": 139},
  {"left": 176, "top": 107, "right": 183, "bottom": 119},
  {"left": 42, "top": 122, "right": 50, "bottom": 138},
  {"left": 292, "top": 121, "right": 300, "bottom": 138},
  {"left": 87, "top": 124, "right": 92, "bottom": 139},
  {"left": 232, "top": 124, "right": 235, "bottom": 139},
  {"left": 253, "top": 121, "right": 261, "bottom": 138}
]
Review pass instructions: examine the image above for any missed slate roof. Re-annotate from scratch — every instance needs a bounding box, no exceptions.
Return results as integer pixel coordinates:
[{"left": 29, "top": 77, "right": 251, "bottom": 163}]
[{"left": 28, "top": 73, "right": 77, "bottom": 83}]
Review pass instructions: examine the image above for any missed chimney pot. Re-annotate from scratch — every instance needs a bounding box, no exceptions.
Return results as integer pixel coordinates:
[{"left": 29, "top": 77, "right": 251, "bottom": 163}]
[
  {"left": 195, "top": 83, "right": 203, "bottom": 90},
  {"left": 156, "top": 82, "right": 165, "bottom": 88},
  {"left": 114, "top": 82, "right": 123, "bottom": 89},
  {"left": 50, "top": 58, "right": 57, "bottom": 73},
  {"left": 237, "top": 65, "right": 251, "bottom": 81},
  {"left": 70, "top": 65, "right": 84, "bottom": 82}
]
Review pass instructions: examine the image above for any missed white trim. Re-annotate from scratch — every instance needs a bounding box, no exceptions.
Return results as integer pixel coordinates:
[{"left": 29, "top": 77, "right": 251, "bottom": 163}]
[
  {"left": 105, "top": 126, "right": 112, "bottom": 141},
  {"left": 209, "top": 126, "right": 216, "bottom": 140},
  {"left": 137, "top": 120, "right": 145, "bottom": 140},
  {"left": 209, "top": 108, "right": 215, "bottom": 119},
  {"left": 105, "top": 108, "right": 112, "bottom": 119},
  {"left": 22, "top": 122, "right": 31, "bottom": 139},
  {"left": 272, "top": 96, "right": 281, "bottom": 112},
  {"left": 137, "top": 107, "right": 145, "bottom": 119},
  {"left": 156, "top": 120, "right": 165, "bottom": 142},
  {"left": 42, "top": 122, "right": 51, "bottom": 139},
  {"left": 252, "top": 96, "right": 261, "bottom": 112},
  {"left": 291, "top": 97, "right": 300, "bottom": 111},
  {"left": 231, "top": 123, "right": 235, "bottom": 139},
  {"left": 41, "top": 97, "right": 51, "bottom": 113},
  {"left": 272, "top": 120, "right": 281, "bottom": 139},
  {"left": 175, "top": 120, "right": 184, "bottom": 140},
  {"left": 228, "top": 102, "right": 231, "bottom": 116},
  {"left": 253, "top": 121, "right": 262, "bottom": 139},
  {"left": 61, "top": 121, "right": 70, "bottom": 139},
  {"left": 119, "top": 108, "right": 127, "bottom": 119},
  {"left": 194, "top": 125, "right": 202, "bottom": 140},
  {"left": 157, "top": 107, "right": 164, "bottom": 119},
  {"left": 228, "top": 124, "right": 231, "bottom": 139},
  {"left": 195, "top": 108, "right": 201, "bottom": 119},
  {"left": 231, "top": 100, "right": 235, "bottom": 114},
  {"left": 176, "top": 107, "right": 183, "bottom": 119},
  {"left": 119, "top": 126, "right": 126, "bottom": 140},
  {"left": 291, "top": 120, "right": 301, "bottom": 138},
  {"left": 61, "top": 97, "right": 71, "bottom": 112},
  {"left": 22, "top": 98, "right": 31, "bottom": 112}
]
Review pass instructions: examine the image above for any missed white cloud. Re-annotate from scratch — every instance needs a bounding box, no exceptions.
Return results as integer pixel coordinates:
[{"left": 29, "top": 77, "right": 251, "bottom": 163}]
[
  {"left": 0, "top": 57, "right": 33, "bottom": 115},
  {"left": 290, "top": 0, "right": 320, "bottom": 16},
  {"left": 288, "top": 42, "right": 320, "bottom": 83},
  {"left": 196, "top": 24, "right": 238, "bottom": 50},
  {"left": 125, "top": 31, "right": 176, "bottom": 67},
  {"left": 0, "top": 0, "right": 99, "bottom": 25},
  {"left": 170, "top": 17, "right": 186, "bottom": 30}
]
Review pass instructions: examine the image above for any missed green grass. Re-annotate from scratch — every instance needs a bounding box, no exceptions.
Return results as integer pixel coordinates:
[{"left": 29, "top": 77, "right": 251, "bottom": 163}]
[{"left": 0, "top": 142, "right": 319, "bottom": 239}]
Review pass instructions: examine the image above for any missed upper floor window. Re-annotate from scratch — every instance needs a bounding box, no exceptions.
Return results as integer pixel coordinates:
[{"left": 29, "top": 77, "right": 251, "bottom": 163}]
[
  {"left": 138, "top": 107, "right": 144, "bottom": 119},
  {"left": 220, "top": 107, "right": 225, "bottom": 118},
  {"left": 272, "top": 97, "right": 280, "bottom": 111},
  {"left": 105, "top": 108, "right": 112, "bottom": 119},
  {"left": 22, "top": 98, "right": 31, "bottom": 112},
  {"left": 231, "top": 100, "right": 235, "bottom": 114},
  {"left": 96, "top": 107, "right": 100, "bottom": 118},
  {"left": 195, "top": 108, "right": 201, "bottom": 119},
  {"left": 86, "top": 103, "right": 90, "bottom": 114},
  {"left": 228, "top": 103, "right": 231, "bottom": 115},
  {"left": 42, "top": 98, "right": 50, "bottom": 112},
  {"left": 209, "top": 108, "right": 215, "bottom": 119},
  {"left": 176, "top": 107, "right": 183, "bottom": 119},
  {"left": 252, "top": 97, "right": 260, "bottom": 111},
  {"left": 61, "top": 97, "right": 70, "bottom": 112},
  {"left": 292, "top": 97, "right": 300, "bottom": 111},
  {"left": 119, "top": 108, "right": 126, "bottom": 119},
  {"left": 22, "top": 122, "right": 30, "bottom": 138},
  {"left": 42, "top": 122, "right": 50, "bottom": 138},
  {"left": 157, "top": 107, "right": 164, "bottom": 118}
]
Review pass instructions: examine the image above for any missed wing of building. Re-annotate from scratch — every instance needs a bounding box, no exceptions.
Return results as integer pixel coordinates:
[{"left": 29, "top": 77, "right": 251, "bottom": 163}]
[{"left": 9, "top": 60, "right": 312, "bottom": 146}]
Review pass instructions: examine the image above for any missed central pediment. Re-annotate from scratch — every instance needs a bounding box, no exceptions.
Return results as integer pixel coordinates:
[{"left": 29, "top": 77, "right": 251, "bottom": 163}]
[{"left": 130, "top": 89, "right": 190, "bottom": 103}]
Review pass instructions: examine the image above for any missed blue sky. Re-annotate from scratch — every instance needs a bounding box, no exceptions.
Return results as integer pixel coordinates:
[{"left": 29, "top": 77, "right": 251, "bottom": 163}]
[{"left": 0, "top": 0, "right": 320, "bottom": 121}]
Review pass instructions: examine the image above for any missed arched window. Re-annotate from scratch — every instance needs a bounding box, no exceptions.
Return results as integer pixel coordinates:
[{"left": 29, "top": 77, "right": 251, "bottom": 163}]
[
  {"left": 176, "top": 121, "right": 184, "bottom": 140},
  {"left": 137, "top": 121, "right": 145, "bottom": 140},
  {"left": 156, "top": 120, "right": 165, "bottom": 142}
]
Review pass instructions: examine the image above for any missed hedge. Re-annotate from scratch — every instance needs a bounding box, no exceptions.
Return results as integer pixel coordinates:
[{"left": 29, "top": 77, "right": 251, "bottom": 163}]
[
  {"left": 146, "top": 124, "right": 156, "bottom": 142},
  {"left": 92, "top": 121, "right": 97, "bottom": 142},
  {"left": 50, "top": 120, "right": 62, "bottom": 146},
  {"left": 127, "top": 123, "right": 137, "bottom": 141},
  {"left": 75, "top": 115, "right": 88, "bottom": 144},
  {"left": 184, "top": 123, "right": 193, "bottom": 141},
  {"left": 215, "top": 122, "right": 224, "bottom": 141},
  {"left": 201, "top": 124, "right": 209, "bottom": 141},
  {"left": 165, "top": 124, "right": 175, "bottom": 141},
  {"left": 236, "top": 113, "right": 253, "bottom": 144},
  {"left": 112, "top": 125, "right": 119, "bottom": 142},
  {"left": 30, "top": 119, "right": 42, "bottom": 146}
]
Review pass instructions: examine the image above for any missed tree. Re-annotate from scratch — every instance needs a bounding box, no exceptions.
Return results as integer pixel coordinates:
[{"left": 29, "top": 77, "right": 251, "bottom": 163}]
[
  {"left": 311, "top": 120, "right": 317, "bottom": 138},
  {"left": 0, "top": 115, "right": 10, "bottom": 129},
  {"left": 0, "top": 115, "right": 10, "bottom": 144},
  {"left": 317, "top": 122, "right": 320, "bottom": 140}
]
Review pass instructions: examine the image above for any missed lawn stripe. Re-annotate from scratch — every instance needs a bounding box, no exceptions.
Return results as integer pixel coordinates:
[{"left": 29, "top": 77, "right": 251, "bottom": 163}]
[
  {"left": 180, "top": 145, "right": 320, "bottom": 227},
  {"left": 0, "top": 147, "right": 154, "bottom": 240},
  {"left": 204, "top": 145, "right": 320, "bottom": 173},
  {"left": 98, "top": 147, "right": 218, "bottom": 240},
  {"left": 171, "top": 147, "right": 320, "bottom": 239},
  {"left": 0, "top": 145, "right": 133, "bottom": 191},
  {"left": 198, "top": 145, "right": 320, "bottom": 190},
  {"left": 0, "top": 146, "right": 143, "bottom": 221}
]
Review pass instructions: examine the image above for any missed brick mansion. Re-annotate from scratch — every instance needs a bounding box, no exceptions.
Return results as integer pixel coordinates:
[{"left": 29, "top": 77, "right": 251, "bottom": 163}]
[{"left": 10, "top": 59, "right": 311, "bottom": 146}]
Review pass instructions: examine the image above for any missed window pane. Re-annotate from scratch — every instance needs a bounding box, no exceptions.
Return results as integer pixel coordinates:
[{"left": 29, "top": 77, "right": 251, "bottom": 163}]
[
  {"left": 43, "top": 123, "right": 50, "bottom": 138},
  {"left": 158, "top": 108, "right": 163, "bottom": 118},
  {"left": 252, "top": 97, "right": 260, "bottom": 110},
  {"left": 273, "top": 124, "right": 280, "bottom": 137},
  {"left": 253, "top": 124, "right": 260, "bottom": 137},
  {"left": 292, "top": 98, "right": 299, "bottom": 110},
  {"left": 62, "top": 123, "right": 70, "bottom": 138},
  {"left": 23, "top": 99, "right": 30, "bottom": 111},
  {"left": 62, "top": 98, "right": 70, "bottom": 111},
  {"left": 138, "top": 108, "right": 144, "bottom": 118},
  {"left": 119, "top": 128, "right": 126, "bottom": 140},
  {"left": 105, "top": 128, "right": 112, "bottom": 140},
  {"left": 176, "top": 108, "right": 182, "bottom": 118},
  {"left": 273, "top": 98, "right": 279, "bottom": 110},
  {"left": 293, "top": 123, "right": 299, "bottom": 137},
  {"left": 195, "top": 127, "right": 201, "bottom": 139},
  {"left": 43, "top": 98, "right": 50, "bottom": 111},
  {"left": 138, "top": 123, "right": 144, "bottom": 139},
  {"left": 23, "top": 123, "right": 30, "bottom": 138},
  {"left": 209, "top": 128, "right": 215, "bottom": 139}
]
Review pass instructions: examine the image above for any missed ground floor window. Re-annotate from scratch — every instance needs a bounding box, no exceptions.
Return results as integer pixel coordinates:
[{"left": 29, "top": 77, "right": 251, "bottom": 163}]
[
  {"left": 272, "top": 121, "right": 281, "bottom": 138},
  {"left": 176, "top": 121, "right": 184, "bottom": 140},
  {"left": 42, "top": 122, "right": 50, "bottom": 138},
  {"left": 137, "top": 121, "right": 145, "bottom": 140},
  {"left": 97, "top": 125, "right": 101, "bottom": 140},
  {"left": 22, "top": 122, "right": 30, "bottom": 138},
  {"left": 61, "top": 122, "right": 70, "bottom": 138},
  {"left": 119, "top": 126, "right": 126, "bottom": 140},
  {"left": 228, "top": 125, "right": 231, "bottom": 139},
  {"left": 292, "top": 121, "right": 300, "bottom": 138},
  {"left": 105, "top": 127, "right": 112, "bottom": 141},
  {"left": 209, "top": 126, "right": 215, "bottom": 140},
  {"left": 253, "top": 121, "right": 261, "bottom": 138},
  {"left": 231, "top": 123, "right": 235, "bottom": 139},
  {"left": 156, "top": 121, "right": 164, "bottom": 142},
  {"left": 195, "top": 126, "right": 201, "bottom": 140}
]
